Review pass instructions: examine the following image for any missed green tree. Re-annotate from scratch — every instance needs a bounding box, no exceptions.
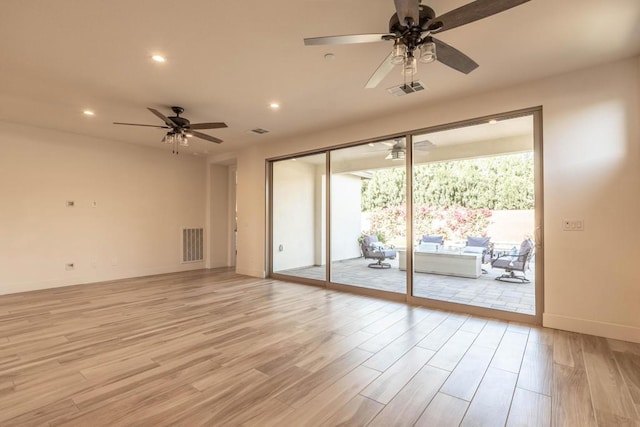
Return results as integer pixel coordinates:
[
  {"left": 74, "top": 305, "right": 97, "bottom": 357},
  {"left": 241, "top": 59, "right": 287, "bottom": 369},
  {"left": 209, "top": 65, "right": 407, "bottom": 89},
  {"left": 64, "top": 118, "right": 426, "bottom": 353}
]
[{"left": 362, "top": 153, "right": 534, "bottom": 211}]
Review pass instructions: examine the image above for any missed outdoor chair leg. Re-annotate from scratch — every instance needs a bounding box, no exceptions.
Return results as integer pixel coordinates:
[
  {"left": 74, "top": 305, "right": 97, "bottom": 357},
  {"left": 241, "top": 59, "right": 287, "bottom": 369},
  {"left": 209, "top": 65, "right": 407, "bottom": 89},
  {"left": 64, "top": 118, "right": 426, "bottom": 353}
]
[
  {"left": 495, "top": 270, "right": 530, "bottom": 283},
  {"left": 368, "top": 259, "right": 391, "bottom": 269}
]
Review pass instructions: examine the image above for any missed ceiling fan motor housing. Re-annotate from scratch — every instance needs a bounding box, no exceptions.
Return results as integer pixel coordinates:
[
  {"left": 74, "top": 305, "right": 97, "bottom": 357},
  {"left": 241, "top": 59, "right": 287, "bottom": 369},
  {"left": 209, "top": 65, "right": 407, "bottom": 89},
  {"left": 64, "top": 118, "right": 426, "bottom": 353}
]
[
  {"left": 389, "top": 5, "right": 436, "bottom": 33},
  {"left": 169, "top": 116, "right": 190, "bottom": 128},
  {"left": 169, "top": 106, "right": 190, "bottom": 128},
  {"left": 389, "top": 5, "right": 437, "bottom": 53}
]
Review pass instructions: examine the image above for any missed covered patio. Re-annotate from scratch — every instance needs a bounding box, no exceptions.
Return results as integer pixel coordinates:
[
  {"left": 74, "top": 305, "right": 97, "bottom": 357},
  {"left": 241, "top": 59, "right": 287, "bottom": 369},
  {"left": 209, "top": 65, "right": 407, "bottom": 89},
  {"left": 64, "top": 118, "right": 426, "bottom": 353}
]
[{"left": 277, "top": 256, "right": 536, "bottom": 315}]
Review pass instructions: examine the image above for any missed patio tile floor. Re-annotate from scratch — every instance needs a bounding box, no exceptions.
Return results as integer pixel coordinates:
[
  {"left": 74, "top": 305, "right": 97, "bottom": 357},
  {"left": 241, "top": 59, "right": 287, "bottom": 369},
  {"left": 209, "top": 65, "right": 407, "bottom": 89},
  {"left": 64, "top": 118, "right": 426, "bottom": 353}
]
[{"left": 276, "top": 256, "right": 535, "bottom": 315}]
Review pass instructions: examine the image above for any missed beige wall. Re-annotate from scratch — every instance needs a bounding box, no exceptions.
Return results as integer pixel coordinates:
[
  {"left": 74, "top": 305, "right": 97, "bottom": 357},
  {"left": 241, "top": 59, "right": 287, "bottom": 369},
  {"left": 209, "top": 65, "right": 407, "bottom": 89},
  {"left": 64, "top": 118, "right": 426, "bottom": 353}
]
[
  {"left": 331, "top": 173, "right": 363, "bottom": 261},
  {"left": 0, "top": 121, "right": 207, "bottom": 294},
  {"left": 313, "top": 165, "right": 326, "bottom": 266},
  {"left": 208, "top": 164, "right": 229, "bottom": 268},
  {"left": 487, "top": 210, "right": 535, "bottom": 246},
  {"left": 272, "top": 160, "right": 317, "bottom": 271},
  {"left": 234, "top": 56, "right": 640, "bottom": 342}
]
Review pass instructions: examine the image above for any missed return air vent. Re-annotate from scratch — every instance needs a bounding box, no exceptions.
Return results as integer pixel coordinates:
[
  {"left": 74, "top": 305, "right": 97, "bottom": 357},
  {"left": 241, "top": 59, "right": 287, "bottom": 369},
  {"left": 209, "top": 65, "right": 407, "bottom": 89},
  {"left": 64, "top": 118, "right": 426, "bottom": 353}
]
[
  {"left": 249, "top": 128, "right": 269, "bottom": 135},
  {"left": 182, "top": 228, "right": 204, "bottom": 263},
  {"left": 387, "top": 81, "right": 426, "bottom": 97}
]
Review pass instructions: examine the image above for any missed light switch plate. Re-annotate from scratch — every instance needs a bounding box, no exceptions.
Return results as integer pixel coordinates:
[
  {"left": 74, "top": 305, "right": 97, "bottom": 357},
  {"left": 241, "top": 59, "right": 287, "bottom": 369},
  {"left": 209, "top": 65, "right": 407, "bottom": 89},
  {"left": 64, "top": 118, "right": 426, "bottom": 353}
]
[{"left": 563, "top": 219, "right": 584, "bottom": 231}]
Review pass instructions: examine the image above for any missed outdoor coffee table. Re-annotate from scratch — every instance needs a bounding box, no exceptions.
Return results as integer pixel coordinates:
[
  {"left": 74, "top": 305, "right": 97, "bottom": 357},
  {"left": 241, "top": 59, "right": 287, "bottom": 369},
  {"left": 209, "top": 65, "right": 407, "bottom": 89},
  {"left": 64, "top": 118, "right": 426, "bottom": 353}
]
[{"left": 397, "top": 249, "right": 481, "bottom": 279}]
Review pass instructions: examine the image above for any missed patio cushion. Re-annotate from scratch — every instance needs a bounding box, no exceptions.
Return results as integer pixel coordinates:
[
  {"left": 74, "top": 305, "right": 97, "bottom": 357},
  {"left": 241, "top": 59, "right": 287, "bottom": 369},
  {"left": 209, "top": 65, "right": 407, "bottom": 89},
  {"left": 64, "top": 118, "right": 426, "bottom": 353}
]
[
  {"left": 519, "top": 239, "right": 534, "bottom": 255},
  {"left": 467, "top": 236, "right": 490, "bottom": 248},
  {"left": 363, "top": 235, "right": 379, "bottom": 246},
  {"left": 421, "top": 235, "right": 444, "bottom": 244},
  {"left": 369, "top": 241, "right": 384, "bottom": 249}
]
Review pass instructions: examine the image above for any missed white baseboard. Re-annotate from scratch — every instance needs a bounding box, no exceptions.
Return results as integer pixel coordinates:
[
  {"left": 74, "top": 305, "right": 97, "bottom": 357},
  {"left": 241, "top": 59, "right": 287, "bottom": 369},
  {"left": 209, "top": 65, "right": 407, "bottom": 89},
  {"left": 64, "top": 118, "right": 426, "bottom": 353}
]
[
  {"left": 235, "top": 267, "right": 266, "bottom": 279},
  {"left": 1, "top": 263, "right": 205, "bottom": 296},
  {"left": 543, "top": 312, "right": 640, "bottom": 343}
]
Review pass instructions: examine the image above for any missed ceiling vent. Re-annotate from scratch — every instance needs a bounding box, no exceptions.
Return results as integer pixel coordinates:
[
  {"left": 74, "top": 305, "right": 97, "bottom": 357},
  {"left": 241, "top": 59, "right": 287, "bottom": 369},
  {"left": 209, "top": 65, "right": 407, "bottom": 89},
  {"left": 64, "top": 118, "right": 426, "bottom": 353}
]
[
  {"left": 387, "top": 81, "right": 426, "bottom": 97},
  {"left": 249, "top": 128, "right": 270, "bottom": 135}
]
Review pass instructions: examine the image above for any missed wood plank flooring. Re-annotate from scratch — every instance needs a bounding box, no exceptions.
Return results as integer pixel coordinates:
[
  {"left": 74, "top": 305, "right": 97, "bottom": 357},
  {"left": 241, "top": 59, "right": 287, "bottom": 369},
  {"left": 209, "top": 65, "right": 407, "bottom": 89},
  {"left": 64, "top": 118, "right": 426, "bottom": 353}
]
[{"left": 0, "top": 269, "right": 639, "bottom": 426}]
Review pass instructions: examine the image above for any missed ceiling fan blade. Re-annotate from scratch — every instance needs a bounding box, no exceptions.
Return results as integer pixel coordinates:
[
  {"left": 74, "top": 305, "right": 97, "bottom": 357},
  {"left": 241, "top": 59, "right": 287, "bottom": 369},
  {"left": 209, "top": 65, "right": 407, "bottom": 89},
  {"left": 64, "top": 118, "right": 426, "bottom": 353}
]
[
  {"left": 304, "top": 34, "right": 391, "bottom": 46},
  {"left": 190, "top": 130, "right": 223, "bottom": 144},
  {"left": 414, "top": 140, "right": 436, "bottom": 151},
  {"left": 394, "top": 0, "right": 420, "bottom": 26},
  {"left": 189, "top": 122, "right": 228, "bottom": 130},
  {"left": 365, "top": 52, "right": 396, "bottom": 89},
  {"left": 432, "top": 0, "right": 530, "bottom": 33},
  {"left": 113, "top": 122, "right": 169, "bottom": 128},
  {"left": 147, "top": 108, "right": 177, "bottom": 128},
  {"left": 433, "top": 38, "right": 478, "bottom": 74}
]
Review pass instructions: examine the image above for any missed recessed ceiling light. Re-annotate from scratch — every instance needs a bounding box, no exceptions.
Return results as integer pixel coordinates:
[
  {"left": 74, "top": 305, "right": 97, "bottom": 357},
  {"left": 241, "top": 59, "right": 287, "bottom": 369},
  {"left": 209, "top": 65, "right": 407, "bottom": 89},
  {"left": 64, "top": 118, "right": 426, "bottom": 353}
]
[
  {"left": 368, "top": 143, "right": 375, "bottom": 147},
  {"left": 488, "top": 119, "right": 497, "bottom": 125},
  {"left": 83, "top": 110, "right": 95, "bottom": 116},
  {"left": 151, "top": 55, "right": 166, "bottom": 63},
  {"left": 270, "top": 103, "right": 280, "bottom": 109}
]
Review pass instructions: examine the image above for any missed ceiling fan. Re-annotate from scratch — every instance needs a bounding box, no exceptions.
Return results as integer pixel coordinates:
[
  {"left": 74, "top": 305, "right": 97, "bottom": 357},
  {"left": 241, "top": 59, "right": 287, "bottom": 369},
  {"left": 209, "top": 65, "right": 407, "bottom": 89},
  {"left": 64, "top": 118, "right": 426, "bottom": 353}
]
[
  {"left": 304, "top": 0, "right": 530, "bottom": 88},
  {"left": 382, "top": 138, "right": 435, "bottom": 160},
  {"left": 114, "top": 106, "right": 227, "bottom": 154}
]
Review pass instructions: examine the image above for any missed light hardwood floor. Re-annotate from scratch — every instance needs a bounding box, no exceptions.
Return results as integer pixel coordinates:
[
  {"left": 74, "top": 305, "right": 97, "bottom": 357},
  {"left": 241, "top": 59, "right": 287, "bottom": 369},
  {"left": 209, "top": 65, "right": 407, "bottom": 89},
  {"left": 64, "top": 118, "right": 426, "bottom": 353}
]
[{"left": 0, "top": 269, "right": 638, "bottom": 426}]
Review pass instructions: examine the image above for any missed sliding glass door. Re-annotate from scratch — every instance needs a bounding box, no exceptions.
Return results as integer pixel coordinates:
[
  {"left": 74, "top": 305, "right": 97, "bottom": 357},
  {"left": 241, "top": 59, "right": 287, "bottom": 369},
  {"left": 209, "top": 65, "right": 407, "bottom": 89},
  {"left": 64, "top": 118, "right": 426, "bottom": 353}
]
[
  {"left": 269, "top": 108, "right": 542, "bottom": 322},
  {"left": 411, "top": 114, "right": 537, "bottom": 315},
  {"left": 330, "top": 139, "right": 406, "bottom": 294},
  {"left": 271, "top": 153, "right": 326, "bottom": 282}
]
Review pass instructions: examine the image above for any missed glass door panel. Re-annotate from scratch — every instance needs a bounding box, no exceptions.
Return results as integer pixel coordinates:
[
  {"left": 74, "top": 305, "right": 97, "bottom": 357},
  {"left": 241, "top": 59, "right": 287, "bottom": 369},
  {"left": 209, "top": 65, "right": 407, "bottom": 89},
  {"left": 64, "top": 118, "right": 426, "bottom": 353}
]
[
  {"left": 330, "top": 139, "right": 406, "bottom": 294},
  {"left": 272, "top": 153, "right": 326, "bottom": 281},
  {"left": 412, "top": 115, "right": 536, "bottom": 315}
]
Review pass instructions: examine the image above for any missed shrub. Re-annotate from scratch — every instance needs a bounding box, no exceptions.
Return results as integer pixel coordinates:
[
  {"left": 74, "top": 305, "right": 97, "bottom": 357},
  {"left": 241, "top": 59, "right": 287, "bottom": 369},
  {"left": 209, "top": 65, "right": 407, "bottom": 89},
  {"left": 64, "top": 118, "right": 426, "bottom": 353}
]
[{"left": 368, "top": 205, "right": 492, "bottom": 243}]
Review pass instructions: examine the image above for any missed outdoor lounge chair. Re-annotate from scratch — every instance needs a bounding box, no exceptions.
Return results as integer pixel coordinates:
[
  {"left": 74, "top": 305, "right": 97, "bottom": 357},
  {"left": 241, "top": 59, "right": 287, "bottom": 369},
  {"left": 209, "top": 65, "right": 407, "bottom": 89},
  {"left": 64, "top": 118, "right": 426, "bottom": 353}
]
[
  {"left": 491, "top": 238, "right": 534, "bottom": 283},
  {"left": 463, "top": 236, "right": 493, "bottom": 273},
  {"left": 360, "top": 235, "right": 397, "bottom": 269}
]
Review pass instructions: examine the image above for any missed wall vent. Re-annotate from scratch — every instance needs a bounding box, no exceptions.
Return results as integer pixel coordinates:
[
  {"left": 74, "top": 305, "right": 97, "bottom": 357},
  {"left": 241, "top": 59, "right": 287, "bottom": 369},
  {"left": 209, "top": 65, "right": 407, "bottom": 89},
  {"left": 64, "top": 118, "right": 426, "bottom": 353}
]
[
  {"left": 182, "top": 228, "right": 204, "bottom": 263},
  {"left": 387, "top": 81, "right": 426, "bottom": 96},
  {"left": 249, "top": 128, "right": 269, "bottom": 135}
]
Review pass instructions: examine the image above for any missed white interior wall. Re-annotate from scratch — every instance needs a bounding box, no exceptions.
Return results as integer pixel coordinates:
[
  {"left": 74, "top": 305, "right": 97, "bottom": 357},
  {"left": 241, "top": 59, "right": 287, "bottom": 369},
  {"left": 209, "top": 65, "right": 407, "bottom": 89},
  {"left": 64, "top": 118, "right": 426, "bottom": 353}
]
[
  {"left": 331, "top": 174, "right": 363, "bottom": 261},
  {"left": 313, "top": 165, "right": 326, "bottom": 266},
  {"left": 208, "top": 164, "right": 229, "bottom": 268},
  {"left": 0, "top": 121, "right": 207, "bottom": 295},
  {"left": 234, "top": 56, "right": 640, "bottom": 343},
  {"left": 272, "top": 160, "right": 317, "bottom": 271}
]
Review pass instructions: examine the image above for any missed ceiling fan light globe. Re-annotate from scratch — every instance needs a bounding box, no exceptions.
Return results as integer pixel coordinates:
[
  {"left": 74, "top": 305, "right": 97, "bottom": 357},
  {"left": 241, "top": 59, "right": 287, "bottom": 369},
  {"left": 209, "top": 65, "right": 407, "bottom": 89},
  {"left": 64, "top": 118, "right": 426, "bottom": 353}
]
[
  {"left": 390, "top": 150, "right": 405, "bottom": 160},
  {"left": 419, "top": 42, "right": 437, "bottom": 63},
  {"left": 402, "top": 56, "right": 417, "bottom": 77},
  {"left": 391, "top": 42, "right": 407, "bottom": 65}
]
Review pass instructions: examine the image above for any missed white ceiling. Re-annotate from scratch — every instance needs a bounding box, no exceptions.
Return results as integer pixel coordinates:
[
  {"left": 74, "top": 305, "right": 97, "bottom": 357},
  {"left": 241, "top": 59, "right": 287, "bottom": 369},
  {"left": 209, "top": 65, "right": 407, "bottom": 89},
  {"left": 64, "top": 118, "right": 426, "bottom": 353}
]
[{"left": 1, "top": 0, "right": 639, "bottom": 156}]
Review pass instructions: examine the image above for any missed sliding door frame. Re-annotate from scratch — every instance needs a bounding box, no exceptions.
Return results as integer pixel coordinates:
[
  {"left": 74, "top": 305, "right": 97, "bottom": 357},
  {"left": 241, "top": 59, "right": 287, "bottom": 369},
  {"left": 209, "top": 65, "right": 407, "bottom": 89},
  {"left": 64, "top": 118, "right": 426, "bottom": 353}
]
[{"left": 267, "top": 106, "right": 543, "bottom": 324}]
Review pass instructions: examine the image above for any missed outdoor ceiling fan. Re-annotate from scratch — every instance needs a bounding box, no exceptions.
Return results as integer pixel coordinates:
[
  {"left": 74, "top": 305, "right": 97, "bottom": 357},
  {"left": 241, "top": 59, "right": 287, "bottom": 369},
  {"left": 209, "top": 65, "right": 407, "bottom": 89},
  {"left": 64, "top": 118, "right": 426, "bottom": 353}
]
[
  {"left": 304, "top": 0, "right": 530, "bottom": 88},
  {"left": 113, "top": 106, "right": 227, "bottom": 154},
  {"left": 382, "top": 139, "right": 435, "bottom": 160}
]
